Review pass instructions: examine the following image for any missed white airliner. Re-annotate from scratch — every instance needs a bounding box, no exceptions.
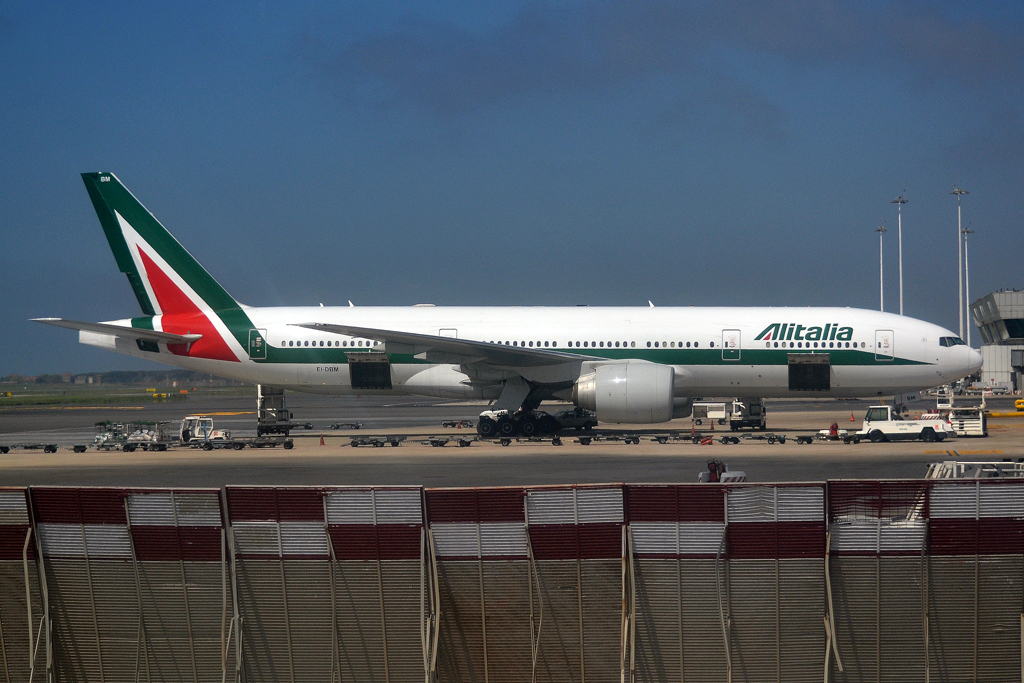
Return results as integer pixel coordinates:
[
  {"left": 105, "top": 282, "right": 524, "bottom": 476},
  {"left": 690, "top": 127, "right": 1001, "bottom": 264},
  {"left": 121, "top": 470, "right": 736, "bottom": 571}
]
[{"left": 36, "top": 173, "right": 981, "bottom": 436}]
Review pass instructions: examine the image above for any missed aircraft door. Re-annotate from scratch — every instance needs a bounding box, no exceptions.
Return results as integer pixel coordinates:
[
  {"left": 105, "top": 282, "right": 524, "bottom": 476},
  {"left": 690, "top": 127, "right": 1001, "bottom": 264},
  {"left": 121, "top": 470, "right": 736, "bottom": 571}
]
[
  {"left": 248, "top": 329, "right": 267, "bottom": 360},
  {"left": 875, "top": 329, "right": 894, "bottom": 361},
  {"left": 722, "top": 329, "right": 741, "bottom": 360}
]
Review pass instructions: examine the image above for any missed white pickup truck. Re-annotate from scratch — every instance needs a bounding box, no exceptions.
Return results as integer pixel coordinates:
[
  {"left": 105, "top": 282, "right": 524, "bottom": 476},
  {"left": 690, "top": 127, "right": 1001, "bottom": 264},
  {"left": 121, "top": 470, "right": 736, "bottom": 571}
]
[{"left": 857, "top": 405, "right": 955, "bottom": 443}]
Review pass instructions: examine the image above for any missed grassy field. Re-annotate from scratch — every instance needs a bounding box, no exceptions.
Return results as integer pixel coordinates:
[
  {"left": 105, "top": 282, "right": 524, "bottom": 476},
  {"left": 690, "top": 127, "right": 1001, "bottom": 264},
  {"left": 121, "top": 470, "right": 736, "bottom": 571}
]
[{"left": 0, "top": 385, "right": 253, "bottom": 407}]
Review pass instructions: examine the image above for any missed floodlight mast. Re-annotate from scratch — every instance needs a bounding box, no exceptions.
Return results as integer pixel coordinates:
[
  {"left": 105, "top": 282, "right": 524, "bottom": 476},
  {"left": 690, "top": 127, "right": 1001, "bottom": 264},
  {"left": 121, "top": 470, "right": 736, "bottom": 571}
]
[
  {"left": 890, "top": 196, "right": 908, "bottom": 315},
  {"left": 875, "top": 225, "right": 887, "bottom": 312},
  {"left": 951, "top": 187, "right": 969, "bottom": 340},
  {"left": 963, "top": 226, "right": 974, "bottom": 346}
]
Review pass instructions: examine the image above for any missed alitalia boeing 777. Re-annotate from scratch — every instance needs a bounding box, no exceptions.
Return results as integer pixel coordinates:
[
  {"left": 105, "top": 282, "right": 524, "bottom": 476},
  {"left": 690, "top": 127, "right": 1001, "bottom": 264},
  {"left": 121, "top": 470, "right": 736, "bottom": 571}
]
[{"left": 36, "top": 173, "right": 982, "bottom": 436}]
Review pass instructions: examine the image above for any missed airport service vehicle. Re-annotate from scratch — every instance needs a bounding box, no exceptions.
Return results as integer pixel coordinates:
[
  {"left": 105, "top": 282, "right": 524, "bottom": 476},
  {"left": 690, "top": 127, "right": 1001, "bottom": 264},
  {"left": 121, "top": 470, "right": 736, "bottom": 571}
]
[
  {"left": 946, "top": 406, "right": 987, "bottom": 437},
  {"left": 927, "top": 460, "right": 1024, "bottom": 479},
  {"left": 124, "top": 421, "right": 173, "bottom": 451},
  {"left": 552, "top": 408, "right": 598, "bottom": 431},
  {"left": 35, "top": 173, "right": 983, "bottom": 439},
  {"left": 330, "top": 421, "right": 363, "bottom": 430},
  {"left": 729, "top": 398, "right": 767, "bottom": 431},
  {"left": 856, "top": 405, "right": 954, "bottom": 443},
  {"left": 349, "top": 435, "right": 406, "bottom": 447},
  {"left": 697, "top": 460, "right": 747, "bottom": 483},
  {"left": 693, "top": 402, "right": 728, "bottom": 426},
  {"left": 0, "top": 443, "right": 59, "bottom": 454},
  {"left": 180, "top": 414, "right": 294, "bottom": 450},
  {"left": 257, "top": 385, "right": 298, "bottom": 436},
  {"left": 1016, "top": 398, "right": 1024, "bottom": 411}
]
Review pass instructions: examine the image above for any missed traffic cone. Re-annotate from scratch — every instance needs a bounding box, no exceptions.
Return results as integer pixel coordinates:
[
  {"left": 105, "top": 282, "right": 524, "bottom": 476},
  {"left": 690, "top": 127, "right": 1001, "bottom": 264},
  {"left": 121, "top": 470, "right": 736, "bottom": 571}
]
[
  {"left": 710, "top": 419, "right": 714, "bottom": 431},
  {"left": 320, "top": 434, "right": 325, "bottom": 446},
  {"left": 850, "top": 412, "right": 855, "bottom": 422}
]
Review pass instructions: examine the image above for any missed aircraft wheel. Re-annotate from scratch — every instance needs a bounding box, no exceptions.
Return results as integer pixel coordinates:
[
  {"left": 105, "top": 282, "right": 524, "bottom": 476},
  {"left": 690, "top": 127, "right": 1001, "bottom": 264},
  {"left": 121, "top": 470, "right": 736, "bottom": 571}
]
[
  {"left": 477, "top": 418, "right": 498, "bottom": 439},
  {"left": 496, "top": 416, "right": 518, "bottom": 437},
  {"left": 538, "top": 415, "right": 559, "bottom": 434}
]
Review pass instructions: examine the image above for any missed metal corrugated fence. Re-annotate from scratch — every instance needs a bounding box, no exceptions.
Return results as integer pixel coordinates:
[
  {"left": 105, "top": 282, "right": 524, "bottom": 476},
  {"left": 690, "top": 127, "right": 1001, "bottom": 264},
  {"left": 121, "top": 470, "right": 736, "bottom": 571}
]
[{"left": 5, "top": 480, "right": 1024, "bottom": 682}]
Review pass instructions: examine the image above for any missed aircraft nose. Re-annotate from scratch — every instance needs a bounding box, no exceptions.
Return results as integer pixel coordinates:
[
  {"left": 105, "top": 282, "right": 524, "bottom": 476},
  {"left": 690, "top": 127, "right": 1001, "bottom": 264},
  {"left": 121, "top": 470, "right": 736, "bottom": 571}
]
[{"left": 968, "top": 347, "right": 983, "bottom": 374}]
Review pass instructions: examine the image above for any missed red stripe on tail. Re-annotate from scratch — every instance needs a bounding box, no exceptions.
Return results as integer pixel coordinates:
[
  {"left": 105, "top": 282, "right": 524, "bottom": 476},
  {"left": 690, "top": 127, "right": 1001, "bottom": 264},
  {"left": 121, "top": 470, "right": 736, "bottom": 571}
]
[{"left": 138, "top": 248, "right": 240, "bottom": 362}]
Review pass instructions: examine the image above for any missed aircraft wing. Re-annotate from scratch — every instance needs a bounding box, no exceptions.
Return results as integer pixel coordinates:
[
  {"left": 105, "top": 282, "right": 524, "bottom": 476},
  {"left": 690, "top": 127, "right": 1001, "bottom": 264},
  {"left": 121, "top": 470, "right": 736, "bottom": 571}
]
[
  {"left": 292, "top": 322, "right": 598, "bottom": 367},
  {"left": 32, "top": 318, "right": 203, "bottom": 345}
]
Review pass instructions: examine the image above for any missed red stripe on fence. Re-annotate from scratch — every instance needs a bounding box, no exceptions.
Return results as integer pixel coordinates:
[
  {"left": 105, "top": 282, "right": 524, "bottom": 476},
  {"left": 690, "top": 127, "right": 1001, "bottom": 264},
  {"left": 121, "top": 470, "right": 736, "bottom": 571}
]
[
  {"left": 729, "top": 521, "right": 825, "bottom": 559},
  {"left": 0, "top": 525, "right": 34, "bottom": 560},
  {"left": 329, "top": 524, "right": 421, "bottom": 560},
  {"left": 626, "top": 485, "right": 725, "bottom": 522},
  {"left": 930, "top": 518, "right": 1024, "bottom": 555},
  {"left": 225, "top": 487, "right": 278, "bottom": 520},
  {"left": 275, "top": 488, "right": 325, "bottom": 521},
  {"left": 31, "top": 488, "right": 127, "bottom": 524},
  {"left": 529, "top": 523, "right": 622, "bottom": 560},
  {"left": 425, "top": 487, "right": 525, "bottom": 523},
  {"left": 828, "top": 481, "right": 930, "bottom": 521},
  {"left": 132, "top": 526, "right": 223, "bottom": 561},
  {"left": 425, "top": 489, "right": 478, "bottom": 523}
]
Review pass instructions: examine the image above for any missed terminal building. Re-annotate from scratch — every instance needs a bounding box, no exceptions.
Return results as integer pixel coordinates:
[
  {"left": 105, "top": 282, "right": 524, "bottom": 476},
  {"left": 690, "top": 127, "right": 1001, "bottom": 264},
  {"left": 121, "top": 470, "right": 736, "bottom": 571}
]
[{"left": 971, "top": 289, "right": 1024, "bottom": 392}]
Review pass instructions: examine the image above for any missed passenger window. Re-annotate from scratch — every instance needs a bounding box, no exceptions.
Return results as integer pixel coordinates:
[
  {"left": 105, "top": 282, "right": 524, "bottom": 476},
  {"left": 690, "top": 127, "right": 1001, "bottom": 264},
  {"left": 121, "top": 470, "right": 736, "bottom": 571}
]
[
  {"left": 654, "top": 342, "right": 659, "bottom": 348},
  {"left": 647, "top": 342, "right": 651, "bottom": 347},
  {"left": 631, "top": 341, "right": 636, "bottom": 347},
  {"left": 694, "top": 342, "right": 698, "bottom": 348},
  {"left": 710, "top": 342, "right": 714, "bottom": 348}
]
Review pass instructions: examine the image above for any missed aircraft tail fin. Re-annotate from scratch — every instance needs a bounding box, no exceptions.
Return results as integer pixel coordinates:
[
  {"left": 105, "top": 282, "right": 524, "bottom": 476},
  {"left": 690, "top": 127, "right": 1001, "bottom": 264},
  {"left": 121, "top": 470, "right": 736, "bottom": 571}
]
[
  {"left": 81, "top": 172, "right": 241, "bottom": 317},
  {"left": 81, "top": 173, "right": 252, "bottom": 362}
]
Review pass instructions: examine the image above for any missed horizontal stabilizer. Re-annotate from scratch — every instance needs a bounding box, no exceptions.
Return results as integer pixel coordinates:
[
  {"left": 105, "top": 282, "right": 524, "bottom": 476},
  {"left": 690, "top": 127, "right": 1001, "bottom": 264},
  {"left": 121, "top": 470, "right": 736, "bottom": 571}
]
[
  {"left": 292, "top": 322, "right": 596, "bottom": 367},
  {"left": 32, "top": 318, "right": 202, "bottom": 345}
]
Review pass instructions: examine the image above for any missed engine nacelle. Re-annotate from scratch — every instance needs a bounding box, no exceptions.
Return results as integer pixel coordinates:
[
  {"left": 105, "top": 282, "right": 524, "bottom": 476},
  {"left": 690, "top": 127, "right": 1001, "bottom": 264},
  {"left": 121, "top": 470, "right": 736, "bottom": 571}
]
[
  {"left": 672, "top": 397, "right": 693, "bottom": 419},
  {"left": 573, "top": 362, "right": 674, "bottom": 423}
]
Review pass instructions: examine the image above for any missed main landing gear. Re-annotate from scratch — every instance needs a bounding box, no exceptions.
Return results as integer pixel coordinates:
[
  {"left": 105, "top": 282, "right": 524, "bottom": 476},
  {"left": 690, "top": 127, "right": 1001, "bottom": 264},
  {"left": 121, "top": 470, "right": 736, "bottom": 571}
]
[{"left": 477, "top": 409, "right": 560, "bottom": 439}]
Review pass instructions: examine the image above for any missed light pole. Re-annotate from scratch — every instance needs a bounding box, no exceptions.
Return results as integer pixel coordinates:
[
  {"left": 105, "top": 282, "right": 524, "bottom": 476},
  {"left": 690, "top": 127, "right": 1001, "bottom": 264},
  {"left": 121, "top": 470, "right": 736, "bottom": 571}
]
[
  {"left": 963, "top": 226, "right": 974, "bottom": 345},
  {"left": 875, "top": 225, "right": 887, "bottom": 311},
  {"left": 951, "top": 187, "right": 969, "bottom": 339},
  {"left": 890, "top": 195, "right": 908, "bottom": 315}
]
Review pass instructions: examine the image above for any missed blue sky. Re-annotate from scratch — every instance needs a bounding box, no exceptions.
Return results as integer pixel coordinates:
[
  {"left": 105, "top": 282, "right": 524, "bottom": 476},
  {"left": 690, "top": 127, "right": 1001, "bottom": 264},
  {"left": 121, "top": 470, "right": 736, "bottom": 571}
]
[{"left": 1, "top": 1, "right": 1021, "bottom": 374}]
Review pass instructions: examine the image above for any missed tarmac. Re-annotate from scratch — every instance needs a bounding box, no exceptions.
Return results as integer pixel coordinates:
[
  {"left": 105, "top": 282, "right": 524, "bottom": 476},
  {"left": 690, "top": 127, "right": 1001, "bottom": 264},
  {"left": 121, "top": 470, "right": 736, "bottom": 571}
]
[{"left": 1, "top": 393, "right": 1021, "bottom": 488}]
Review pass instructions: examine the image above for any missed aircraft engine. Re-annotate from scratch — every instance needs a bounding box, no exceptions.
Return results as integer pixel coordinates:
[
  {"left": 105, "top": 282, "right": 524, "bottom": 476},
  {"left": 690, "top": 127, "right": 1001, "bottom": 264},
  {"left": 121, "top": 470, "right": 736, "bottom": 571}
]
[{"left": 572, "top": 362, "right": 674, "bottom": 423}]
